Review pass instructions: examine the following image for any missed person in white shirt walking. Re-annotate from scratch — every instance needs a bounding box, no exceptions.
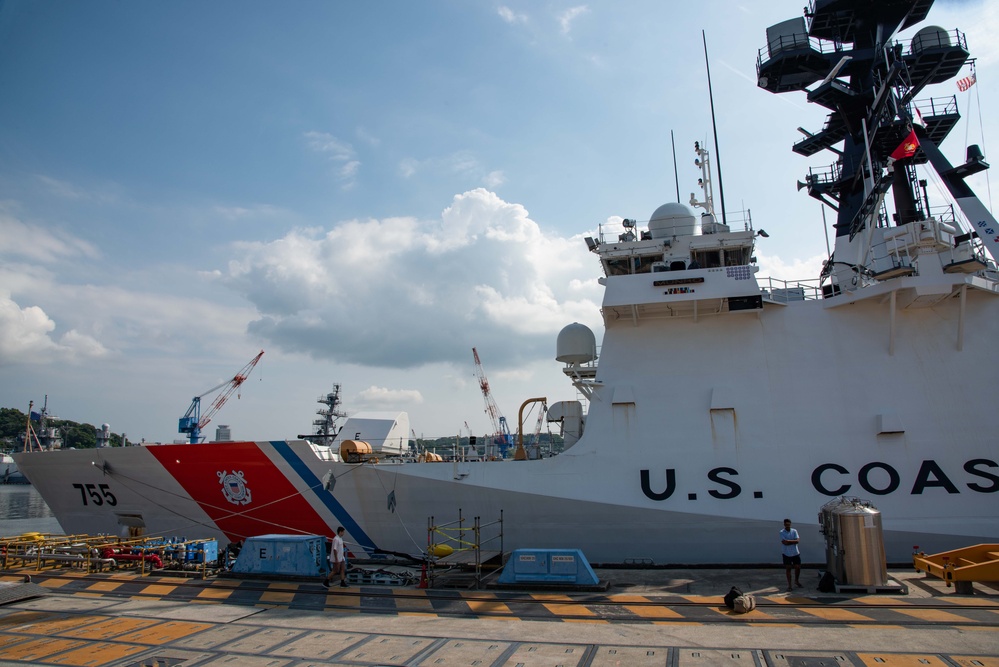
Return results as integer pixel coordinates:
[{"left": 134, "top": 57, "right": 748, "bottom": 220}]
[
  {"left": 323, "top": 526, "right": 348, "bottom": 588},
  {"left": 780, "top": 518, "right": 802, "bottom": 592}
]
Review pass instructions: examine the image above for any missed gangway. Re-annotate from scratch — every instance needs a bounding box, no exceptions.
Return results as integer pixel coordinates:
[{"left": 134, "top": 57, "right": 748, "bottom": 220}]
[{"left": 913, "top": 544, "right": 999, "bottom": 594}]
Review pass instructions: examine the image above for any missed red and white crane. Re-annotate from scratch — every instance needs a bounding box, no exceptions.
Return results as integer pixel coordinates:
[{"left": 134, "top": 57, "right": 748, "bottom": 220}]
[
  {"left": 178, "top": 350, "right": 264, "bottom": 444},
  {"left": 472, "top": 347, "right": 512, "bottom": 456}
]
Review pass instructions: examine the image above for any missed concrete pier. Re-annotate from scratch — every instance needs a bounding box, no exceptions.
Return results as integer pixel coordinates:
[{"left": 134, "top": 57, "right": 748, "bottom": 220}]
[{"left": 0, "top": 566, "right": 996, "bottom": 666}]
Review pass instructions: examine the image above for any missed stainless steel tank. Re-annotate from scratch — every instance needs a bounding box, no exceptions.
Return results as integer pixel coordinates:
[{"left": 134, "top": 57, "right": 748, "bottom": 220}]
[
  {"left": 818, "top": 497, "right": 846, "bottom": 582},
  {"left": 818, "top": 497, "right": 887, "bottom": 586}
]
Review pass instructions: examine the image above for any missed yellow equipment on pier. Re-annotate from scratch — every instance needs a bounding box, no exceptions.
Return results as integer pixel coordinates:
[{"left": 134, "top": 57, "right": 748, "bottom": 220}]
[{"left": 912, "top": 544, "right": 999, "bottom": 595}]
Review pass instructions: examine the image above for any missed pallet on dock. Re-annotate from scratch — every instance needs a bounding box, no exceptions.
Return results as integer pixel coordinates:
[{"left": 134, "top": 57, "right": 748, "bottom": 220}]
[
  {"left": 834, "top": 579, "right": 908, "bottom": 595},
  {"left": 346, "top": 568, "right": 413, "bottom": 586}
]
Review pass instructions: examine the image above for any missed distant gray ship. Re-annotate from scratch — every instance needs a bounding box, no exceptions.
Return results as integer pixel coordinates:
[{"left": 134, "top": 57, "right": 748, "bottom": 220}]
[{"left": 1, "top": 453, "right": 27, "bottom": 484}]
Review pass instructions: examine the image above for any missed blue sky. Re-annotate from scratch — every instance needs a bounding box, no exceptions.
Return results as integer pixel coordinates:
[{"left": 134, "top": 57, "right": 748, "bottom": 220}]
[{"left": 1, "top": 0, "right": 995, "bottom": 442}]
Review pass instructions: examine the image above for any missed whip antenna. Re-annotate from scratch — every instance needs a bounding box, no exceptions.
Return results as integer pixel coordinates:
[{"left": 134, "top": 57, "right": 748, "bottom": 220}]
[
  {"left": 702, "top": 30, "right": 727, "bottom": 224},
  {"left": 671, "top": 129, "right": 680, "bottom": 201}
]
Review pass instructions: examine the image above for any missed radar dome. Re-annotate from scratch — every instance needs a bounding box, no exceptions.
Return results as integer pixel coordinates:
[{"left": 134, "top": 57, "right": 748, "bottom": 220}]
[
  {"left": 648, "top": 202, "right": 698, "bottom": 239},
  {"left": 556, "top": 322, "right": 597, "bottom": 364},
  {"left": 101, "top": 424, "right": 110, "bottom": 432},
  {"left": 911, "top": 26, "right": 950, "bottom": 53}
]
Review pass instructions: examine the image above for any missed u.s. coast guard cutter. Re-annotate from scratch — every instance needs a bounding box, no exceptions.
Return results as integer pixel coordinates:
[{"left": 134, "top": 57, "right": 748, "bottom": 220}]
[{"left": 15, "top": 0, "right": 999, "bottom": 563}]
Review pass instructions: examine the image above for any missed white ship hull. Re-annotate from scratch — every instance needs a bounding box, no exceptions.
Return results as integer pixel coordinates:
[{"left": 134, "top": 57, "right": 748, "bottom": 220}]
[{"left": 15, "top": 277, "right": 999, "bottom": 563}]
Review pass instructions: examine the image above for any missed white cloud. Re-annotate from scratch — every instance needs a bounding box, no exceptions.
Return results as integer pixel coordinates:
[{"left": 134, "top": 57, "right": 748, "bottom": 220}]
[
  {"left": 447, "top": 152, "right": 479, "bottom": 174},
  {"left": 303, "top": 131, "right": 360, "bottom": 189},
  {"left": 212, "top": 204, "right": 283, "bottom": 221},
  {"left": 399, "top": 158, "right": 419, "bottom": 179},
  {"left": 0, "top": 290, "right": 108, "bottom": 365},
  {"left": 221, "top": 189, "right": 603, "bottom": 369},
  {"left": 356, "top": 385, "right": 424, "bottom": 407},
  {"left": 35, "top": 175, "right": 119, "bottom": 205},
  {"left": 497, "top": 6, "right": 528, "bottom": 25},
  {"left": 303, "top": 131, "right": 355, "bottom": 159},
  {"left": 355, "top": 126, "right": 380, "bottom": 147},
  {"left": 0, "top": 214, "right": 100, "bottom": 263},
  {"left": 483, "top": 170, "right": 506, "bottom": 188},
  {"left": 756, "top": 251, "right": 826, "bottom": 285},
  {"left": 557, "top": 6, "right": 589, "bottom": 35},
  {"left": 339, "top": 161, "right": 360, "bottom": 178},
  {"left": 0, "top": 296, "right": 55, "bottom": 357},
  {"left": 0, "top": 210, "right": 258, "bottom": 368},
  {"left": 397, "top": 151, "right": 486, "bottom": 182},
  {"left": 58, "top": 329, "right": 110, "bottom": 358}
]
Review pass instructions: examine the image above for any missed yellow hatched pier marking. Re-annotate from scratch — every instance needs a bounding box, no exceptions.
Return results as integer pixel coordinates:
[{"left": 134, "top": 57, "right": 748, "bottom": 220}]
[
  {"left": 267, "top": 582, "right": 298, "bottom": 591},
  {"left": 196, "top": 586, "right": 235, "bottom": 600},
  {"left": 0, "top": 637, "right": 86, "bottom": 661},
  {"left": 84, "top": 581, "right": 123, "bottom": 593},
  {"left": 68, "top": 617, "right": 159, "bottom": 640},
  {"left": 115, "top": 620, "right": 214, "bottom": 645},
  {"left": 394, "top": 594, "right": 435, "bottom": 613},
  {"left": 797, "top": 607, "right": 874, "bottom": 622},
  {"left": 532, "top": 593, "right": 598, "bottom": 617},
  {"left": 138, "top": 584, "right": 177, "bottom": 596},
  {"left": 856, "top": 653, "right": 950, "bottom": 666},
  {"left": 47, "top": 640, "right": 148, "bottom": 665},
  {"left": 708, "top": 607, "right": 775, "bottom": 620},
  {"left": 466, "top": 599, "right": 513, "bottom": 615},
  {"left": 625, "top": 605, "right": 684, "bottom": 619},
  {"left": 949, "top": 658, "right": 999, "bottom": 667},
  {"left": 891, "top": 607, "right": 977, "bottom": 623},
  {"left": 0, "top": 610, "right": 48, "bottom": 629},
  {"left": 17, "top": 614, "right": 106, "bottom": 636},
  {"left": 0, "top": 632, "right": 30, "bottom": 650}
]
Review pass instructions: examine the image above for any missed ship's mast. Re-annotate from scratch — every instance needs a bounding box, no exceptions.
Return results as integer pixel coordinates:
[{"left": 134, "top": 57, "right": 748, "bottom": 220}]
[
  {"left": 757, "top": 0, "right": 997, "bottom": 287},
  {"left": 306, "top": 384, "right": 346, "bottom": 444},
  {"left": 690, "top": 140, "right": 716, "bottom": 218},
  {"left": 298, "top": 384, "right": 347, "bottom": 445}
]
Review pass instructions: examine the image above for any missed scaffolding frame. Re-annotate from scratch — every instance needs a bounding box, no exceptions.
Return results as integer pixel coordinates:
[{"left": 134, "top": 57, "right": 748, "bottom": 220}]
[{"left": 426, "top": 509, "right": 503, "bottom": 589}]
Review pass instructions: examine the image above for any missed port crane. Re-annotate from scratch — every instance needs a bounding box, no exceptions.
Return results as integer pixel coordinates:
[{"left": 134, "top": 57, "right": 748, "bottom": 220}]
[
  {"left": 178, "top": 350, "right": 264, "bottom": 444},
  {"left": 471, "top": 347, "right": 512, "bottom": 457}
]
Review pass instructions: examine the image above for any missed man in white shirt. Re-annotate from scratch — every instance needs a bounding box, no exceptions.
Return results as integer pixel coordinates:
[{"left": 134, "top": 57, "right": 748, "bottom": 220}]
[
  {"left": 780, "top": 518, "right": 802, "bottom": 592},
  {"left": 323, "top": 526, "right": 347, "bottom": 588}
]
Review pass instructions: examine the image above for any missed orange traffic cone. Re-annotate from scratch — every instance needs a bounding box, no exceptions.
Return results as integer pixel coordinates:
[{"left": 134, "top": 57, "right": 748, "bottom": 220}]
[{"left": 418, "top": 563, "right": 428, "bottom": 589}]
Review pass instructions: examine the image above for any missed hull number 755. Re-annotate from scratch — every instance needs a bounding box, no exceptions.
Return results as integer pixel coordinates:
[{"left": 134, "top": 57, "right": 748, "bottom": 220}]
[{"left": 73, "top": 483, "right": 118, "bottom": 506}]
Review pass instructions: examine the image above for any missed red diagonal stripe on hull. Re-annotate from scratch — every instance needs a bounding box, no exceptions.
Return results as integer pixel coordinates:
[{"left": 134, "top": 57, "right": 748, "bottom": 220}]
[{"left": 147, "top": 442, "right": 331, "bottom": 542}]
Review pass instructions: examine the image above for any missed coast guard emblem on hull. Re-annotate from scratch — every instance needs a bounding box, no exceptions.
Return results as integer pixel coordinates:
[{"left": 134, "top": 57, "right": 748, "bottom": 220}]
[{"left": 218, "top": 470, "right": 252, "bottom": 506}]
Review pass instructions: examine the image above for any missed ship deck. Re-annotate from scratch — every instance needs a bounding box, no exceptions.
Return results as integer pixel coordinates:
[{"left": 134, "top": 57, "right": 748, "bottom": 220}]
[{"left": 0, "top": 565, "right": 996, "bottom": 666}]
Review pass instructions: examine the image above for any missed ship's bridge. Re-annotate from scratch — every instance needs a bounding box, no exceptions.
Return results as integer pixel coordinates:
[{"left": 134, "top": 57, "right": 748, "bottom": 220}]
[
  {"left": 590, "top": 203, "right": 764, "bottom": 322},
  {"left": 594, "top": 204, "right": 757, "bottom": 276}
]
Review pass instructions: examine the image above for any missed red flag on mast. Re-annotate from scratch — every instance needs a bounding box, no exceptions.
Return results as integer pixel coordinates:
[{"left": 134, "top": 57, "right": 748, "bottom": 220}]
[{"left": 890, "top": 129, "right": 920, "bottom": 160}]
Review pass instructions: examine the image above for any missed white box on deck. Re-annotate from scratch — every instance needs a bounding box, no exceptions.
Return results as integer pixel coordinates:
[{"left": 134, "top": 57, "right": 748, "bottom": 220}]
[{"left": 332, "top": 412, "right": 410, "bottom": 456}]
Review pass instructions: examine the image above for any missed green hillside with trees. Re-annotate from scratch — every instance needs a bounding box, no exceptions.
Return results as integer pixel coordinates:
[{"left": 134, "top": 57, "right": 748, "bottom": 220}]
[
  {"left": 0, "top": 407, "right": 132, "bottom": 450},
  {"left": 2, "top": 406, "right": 562, "bottom": 455}
]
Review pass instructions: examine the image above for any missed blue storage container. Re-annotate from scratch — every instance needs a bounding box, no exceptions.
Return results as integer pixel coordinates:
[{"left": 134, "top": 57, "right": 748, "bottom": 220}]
[
  {"left": 232, "top": 534, "right": 327, "bottom": 576},
  {"left": 200, "top": 540, "right": 218, "bottom": 564},
  {"left": 497, "top": 548, "right": 599, "bottom": 585}
]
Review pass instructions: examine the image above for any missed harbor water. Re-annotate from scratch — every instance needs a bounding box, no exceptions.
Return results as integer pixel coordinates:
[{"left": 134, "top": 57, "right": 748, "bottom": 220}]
[{"left": 0, "top": 484, "right": 62, "bottom": 536}]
